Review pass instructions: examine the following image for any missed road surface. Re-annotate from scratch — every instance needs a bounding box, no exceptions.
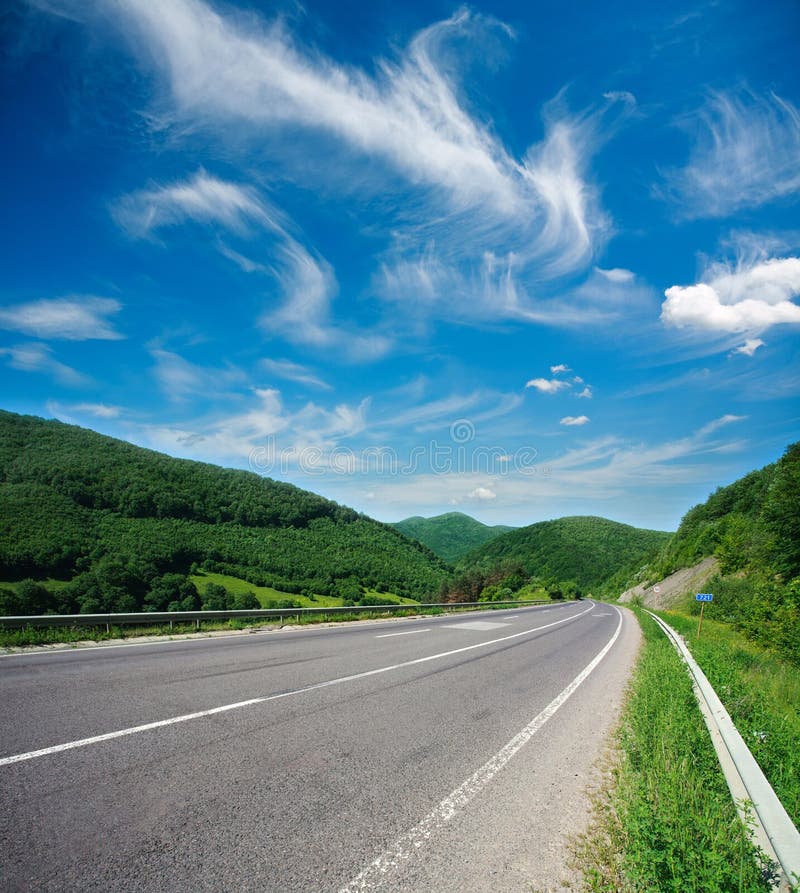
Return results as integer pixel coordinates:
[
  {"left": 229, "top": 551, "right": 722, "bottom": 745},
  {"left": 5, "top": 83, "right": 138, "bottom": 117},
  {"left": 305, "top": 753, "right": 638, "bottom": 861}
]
[{"left": 0, "top": 602, "right": 640, "bottom": 892}]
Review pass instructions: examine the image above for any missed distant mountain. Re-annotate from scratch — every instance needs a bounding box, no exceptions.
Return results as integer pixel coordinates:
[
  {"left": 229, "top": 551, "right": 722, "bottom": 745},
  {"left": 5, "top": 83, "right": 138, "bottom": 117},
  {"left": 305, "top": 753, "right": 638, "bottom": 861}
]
[
  {"left": 392, "top": 512, "right": 516, "bottom": 563},
  {"left": 0, "top": 410, "right": 450, "bottom": 614},
  {"left": 459, "top": 515, "right": 672, "bottom": 591}
]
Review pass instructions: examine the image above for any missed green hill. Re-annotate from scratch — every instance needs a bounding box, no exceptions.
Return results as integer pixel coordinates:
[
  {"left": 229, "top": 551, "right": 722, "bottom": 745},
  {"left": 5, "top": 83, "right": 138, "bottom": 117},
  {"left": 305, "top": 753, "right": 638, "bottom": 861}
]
[
  {"left": 458, "top": 515, "right": 672, "bottom": 591},
  {"left": 391, "top": 512, "right": 515, "bottom": 563},
  {"left": 639, "top": 442, "right": 800, "bottom": 665},
  {"left": 0, "top": 410, "right": 450, "bottom": 614}
]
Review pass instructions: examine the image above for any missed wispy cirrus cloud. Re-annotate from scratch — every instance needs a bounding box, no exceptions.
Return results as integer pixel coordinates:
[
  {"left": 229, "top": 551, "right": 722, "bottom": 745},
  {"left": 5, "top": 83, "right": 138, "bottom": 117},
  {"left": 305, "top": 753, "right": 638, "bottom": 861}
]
[
  {"left": 0, "top": 342, "right": 90, "bottom": 386},
  {"left": 664, "top": 89, "right": 800, "bottom": 218},
  {"left": 260, "top": 359, "right": 331, "bottom": 391},
  {"left": 53, "top": 0, "right": 632, "bottom": 331},
  {"left": 118, "top": 171, "right": 391, "bottom": 360},
  {"left": 150, "top": 347, "right": 246, "bottom": 402},
  {"left": 0, "top": 296, "right": 123, "bottom": 340},
  {"left": 113, "top": 170, "right": 273, "bottom": 237}
]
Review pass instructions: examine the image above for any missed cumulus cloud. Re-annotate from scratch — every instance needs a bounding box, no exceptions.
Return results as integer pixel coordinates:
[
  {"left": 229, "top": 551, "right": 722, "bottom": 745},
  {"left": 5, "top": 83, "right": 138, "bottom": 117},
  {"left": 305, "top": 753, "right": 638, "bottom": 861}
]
[
  {"left": 0, "top": 296, "right": 123, "bottom": 340},
  {"left": 525, "top": 377, "right": 571, "bottom": 394},
  {"left": 665, "top": 89, "right": 800, "bottom": 218},
  {"left": 560, "top": 415, "right": 590, "bottom": 426},
  {"left": 662, "top": 256, "right": 800, "bottom": 333},
  {"left": 526, "top": 365, "right": 593, "bottom": 399},
  {"left": 468, "top": 486, "right": 497, "bottom": 501}
]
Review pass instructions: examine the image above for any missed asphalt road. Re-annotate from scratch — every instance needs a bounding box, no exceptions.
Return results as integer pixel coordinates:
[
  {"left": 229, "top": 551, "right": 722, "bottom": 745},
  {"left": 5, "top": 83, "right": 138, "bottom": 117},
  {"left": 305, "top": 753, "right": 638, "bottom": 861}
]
[{"left": 0, "top": 602, "right": 640, "bottom": 892}]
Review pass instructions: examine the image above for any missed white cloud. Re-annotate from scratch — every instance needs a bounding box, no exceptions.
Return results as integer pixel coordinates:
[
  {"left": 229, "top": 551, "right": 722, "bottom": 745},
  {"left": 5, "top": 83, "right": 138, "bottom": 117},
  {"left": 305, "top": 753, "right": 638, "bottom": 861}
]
[
  {"left": 662, "top": 256, "right": 800, "bottom": 333},
  {"left": 525, "top": 377, "right": 571, "bottom": 394},
  {"left": 103, "top": 3, "right": 525, "bottom": 215},
  {"left": 118, "top": 171, "right": 392, "bottom": 361},
  {"left": 260, "top": 359, "right": 331, "bottom": 390},
  {"left": 0, "top": 296, "right": 123, "bottom": 340},
  {"left": 260, "top": 240, "right": 392, "bottom": 360},
  {"left": 113, "top": 170, "right": 274, "bottom": 237},
  {"left": 697, "top": 414, "right": 746, "bottom": 437},
  {"left": 596, "top": 267, "right": 635, "bottom": 283},
  {"left": 150, "top": 348, "right": 245, "bottom": 402},
  {"left": 62, "top": 0, "right": 633, "bottom": 331},
  {"left": 665, "top": 89, "right": 800, "bottom": 218},
  {"left": 577, "top": 386, "right": 592, "bottom": 399},
  {"left": 71, "top": 403, "right": 122, "bottom": 418},
  {"left": 731, "top": 339, "right": 765, "bottom": 357},
  {"left": 550, "top": 364, "right": 571, "bottom": 374},
  {"left": 468, "top": 486, "right": 497, "bottom": 501},
  {"left": 560, "top": 415, "right": 590, "bottom": 426},
  {"left": 0, "top": 342, "right": 90, "bottom": 386}
]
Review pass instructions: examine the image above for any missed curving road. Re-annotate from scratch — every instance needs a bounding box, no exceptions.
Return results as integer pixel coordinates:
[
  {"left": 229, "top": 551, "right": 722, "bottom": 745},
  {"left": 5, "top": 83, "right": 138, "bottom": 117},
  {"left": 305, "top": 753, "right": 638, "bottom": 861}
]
[{"left": 0, "top": 602, "right": 640, "bottom": 892}]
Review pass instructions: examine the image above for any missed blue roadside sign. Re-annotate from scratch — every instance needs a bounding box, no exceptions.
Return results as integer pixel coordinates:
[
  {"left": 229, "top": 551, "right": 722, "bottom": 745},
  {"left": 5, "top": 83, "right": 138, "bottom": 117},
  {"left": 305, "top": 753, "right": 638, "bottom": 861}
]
[{"left": 696, "top": 593, "right": 713, "bottom": 602}]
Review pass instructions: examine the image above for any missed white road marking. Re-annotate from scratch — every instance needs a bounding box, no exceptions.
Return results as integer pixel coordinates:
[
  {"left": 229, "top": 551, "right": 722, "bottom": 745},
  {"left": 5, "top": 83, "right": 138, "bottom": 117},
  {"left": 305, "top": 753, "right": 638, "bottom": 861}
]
[
  {"left": 0, "top": 604, "right": 594, "bottom": 768},
  {"left": 375, "top": 629, "right": 431, "bottom": 639},
  {"left": 442, "top": 621, "right": 509, "bottom": 632},
  {"left": 338, "top": 608, "right": 623, "bottom": 892}
]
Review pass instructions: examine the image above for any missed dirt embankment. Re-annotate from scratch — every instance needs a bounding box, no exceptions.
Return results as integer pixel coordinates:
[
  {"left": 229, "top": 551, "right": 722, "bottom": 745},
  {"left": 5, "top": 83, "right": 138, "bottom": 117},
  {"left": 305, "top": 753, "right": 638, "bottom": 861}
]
[{"left": 617, "top": 556, "right": 719, "bottom": 610}]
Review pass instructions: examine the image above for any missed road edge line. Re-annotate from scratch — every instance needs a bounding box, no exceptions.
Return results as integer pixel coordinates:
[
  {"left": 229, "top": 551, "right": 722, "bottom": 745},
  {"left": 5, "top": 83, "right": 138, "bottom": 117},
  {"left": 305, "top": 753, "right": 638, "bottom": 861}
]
[{"left": 338, "top": 608, "right": 624, "bottom": 893}]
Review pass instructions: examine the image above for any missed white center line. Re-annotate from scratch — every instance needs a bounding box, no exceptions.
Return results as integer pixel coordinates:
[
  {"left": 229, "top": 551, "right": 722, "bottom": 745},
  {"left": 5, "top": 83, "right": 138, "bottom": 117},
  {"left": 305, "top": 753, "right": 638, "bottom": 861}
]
[
  {"left": 338, "top": 608, "right": 623, "bottom": 892},
  {"left": 0, "top": 604, "right": 595, "bottom": 768},
  {"left": 375, "top": 629, "right": 431, "bottom": 639}
]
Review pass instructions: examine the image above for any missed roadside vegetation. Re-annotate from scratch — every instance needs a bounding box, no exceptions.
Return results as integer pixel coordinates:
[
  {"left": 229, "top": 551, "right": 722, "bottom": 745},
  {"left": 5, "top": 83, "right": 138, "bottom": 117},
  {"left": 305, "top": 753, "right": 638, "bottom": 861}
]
[
  {"left": 578, "top": 443, "right": 800, "bottom": 890},
  {"left": 575, "top": 610, "right": 774, "bottom": 892},
  {"left": 656, "top": 608, "right": 800, "bottom": 828},
  {"left": 612, "top": 442, "right": 800, "bottom": 666}
]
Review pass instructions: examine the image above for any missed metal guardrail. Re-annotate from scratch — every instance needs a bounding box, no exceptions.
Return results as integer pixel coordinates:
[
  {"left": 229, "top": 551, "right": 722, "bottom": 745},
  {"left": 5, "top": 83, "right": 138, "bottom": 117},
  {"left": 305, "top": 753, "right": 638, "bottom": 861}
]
[
  {"left": 0, "top": 599, "right": 550, "bottom": 631},
  {"left": 646, "top": 611, "right": 800, "bottom": 891}
]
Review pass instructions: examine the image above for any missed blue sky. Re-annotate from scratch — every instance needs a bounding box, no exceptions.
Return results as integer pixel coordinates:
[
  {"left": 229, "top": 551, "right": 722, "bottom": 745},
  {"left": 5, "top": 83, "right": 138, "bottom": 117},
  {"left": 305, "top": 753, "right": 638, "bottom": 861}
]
[{"left": 2, "top": 0, "right": 799, "bottom": 531}]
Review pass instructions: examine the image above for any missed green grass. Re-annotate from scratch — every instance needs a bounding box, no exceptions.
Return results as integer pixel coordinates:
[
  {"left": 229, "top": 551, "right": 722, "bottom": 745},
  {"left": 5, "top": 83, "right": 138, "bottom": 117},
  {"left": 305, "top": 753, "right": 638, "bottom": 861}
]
[
  {"left": 575, "top": 609, "right": 772, "bottom": 892},
  {"left": 0, "top": 577, "right": 72, "bottom": 594},
  {"left": 189, "top": 571, "right": 419, "bottom": 608},
  {"left": 657, "top": 608, "right": 800, "bottom": 828}
]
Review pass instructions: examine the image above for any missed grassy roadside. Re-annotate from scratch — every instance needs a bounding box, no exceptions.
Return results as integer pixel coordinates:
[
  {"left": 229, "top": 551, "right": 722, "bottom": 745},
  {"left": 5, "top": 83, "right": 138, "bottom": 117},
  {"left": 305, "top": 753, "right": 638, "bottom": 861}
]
[
  {"left": 575, "top": 609, "right": 773, "bottom": 892},
  {"left": 658, "top": 608, "right": 800, "bottom": 828}
]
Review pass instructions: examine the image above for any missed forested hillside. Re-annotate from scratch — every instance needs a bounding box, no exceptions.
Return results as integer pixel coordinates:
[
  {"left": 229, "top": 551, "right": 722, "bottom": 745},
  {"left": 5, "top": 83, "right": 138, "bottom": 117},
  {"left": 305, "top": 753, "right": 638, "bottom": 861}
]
[
  {"left": 457, "top": 516, "right": 671, "bottom": 591},
  {"left": 636, "top": 442, "right": 800, "bottom": 664},
  {"left": 391, "top": 512, "right": 514, "bottom": 563},
  {"left": 0, "top": 411, "right": 450, "bottom": 614}
]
